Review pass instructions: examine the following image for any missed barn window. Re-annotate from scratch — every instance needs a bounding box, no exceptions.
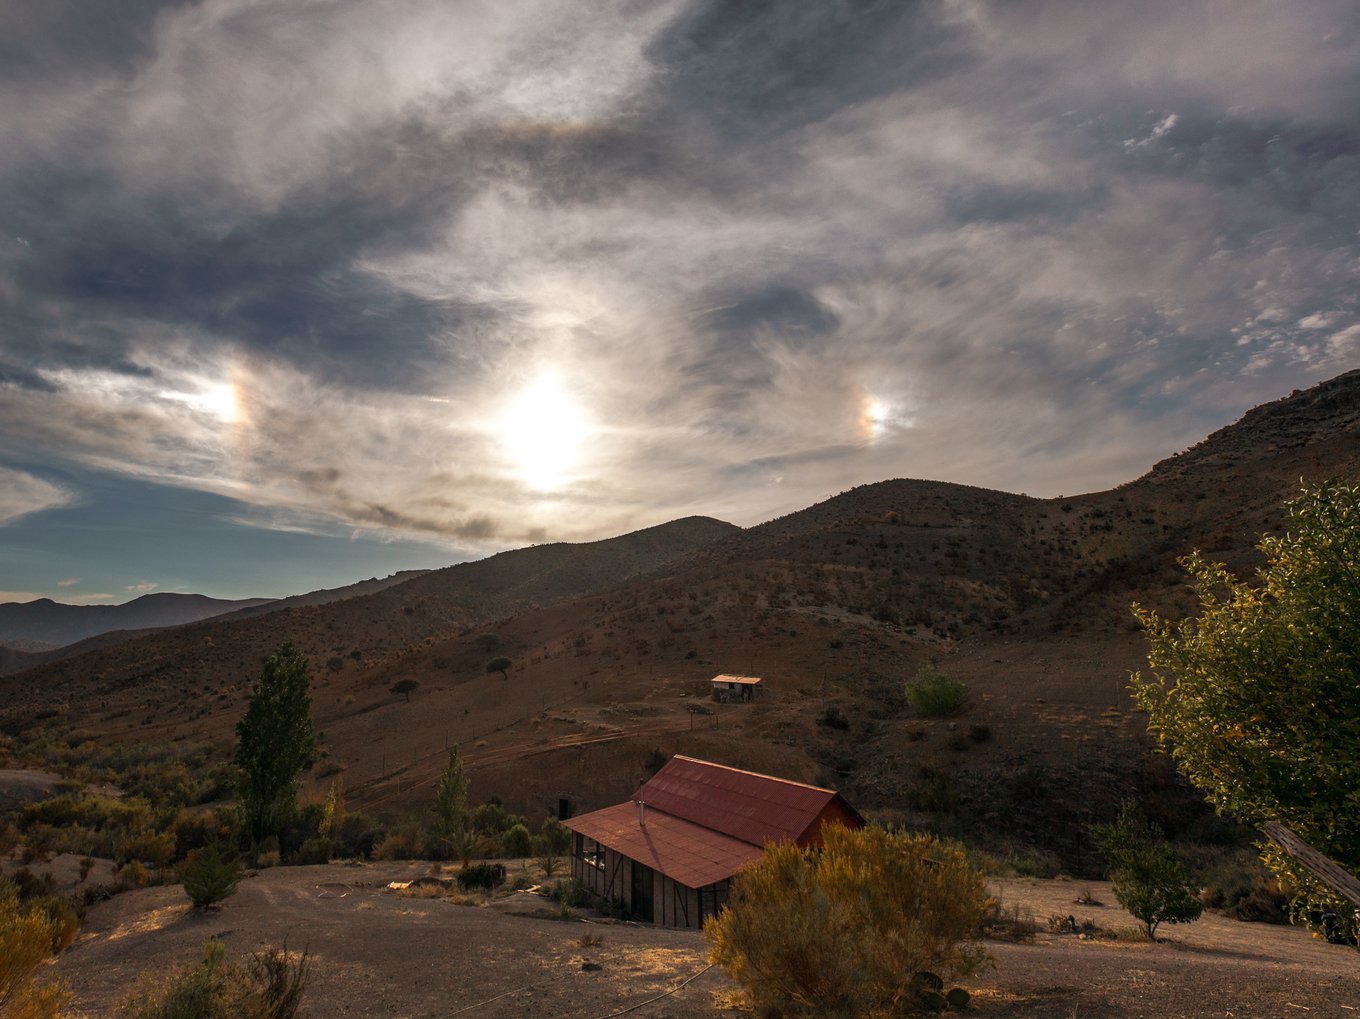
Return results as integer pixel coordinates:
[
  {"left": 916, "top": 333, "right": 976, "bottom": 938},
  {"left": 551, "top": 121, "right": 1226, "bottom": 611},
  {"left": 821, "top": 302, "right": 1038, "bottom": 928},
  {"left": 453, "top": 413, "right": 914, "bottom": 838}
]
[{"left": 575, "top": 835, "right": 604, "bottom": 869}]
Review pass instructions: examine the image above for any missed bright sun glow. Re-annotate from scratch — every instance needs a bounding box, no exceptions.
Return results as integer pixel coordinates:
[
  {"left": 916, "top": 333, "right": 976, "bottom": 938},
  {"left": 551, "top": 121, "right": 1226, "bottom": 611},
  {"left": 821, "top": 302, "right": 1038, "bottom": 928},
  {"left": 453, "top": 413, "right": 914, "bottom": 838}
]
[
  {"left": 861, "top": 397, "right": 890, "bottom": 442},
  {"left": 499, "top": 374, "right": 594, "bottom": 490},
  {"left": 859, "top": 393, "right": 914, "bottom": 443},
  {"left": 191, "top": 381, "right": 241, "bottom": 424},
  {"left": 161, "top": 379, "right": 241, "bottom": 424}
]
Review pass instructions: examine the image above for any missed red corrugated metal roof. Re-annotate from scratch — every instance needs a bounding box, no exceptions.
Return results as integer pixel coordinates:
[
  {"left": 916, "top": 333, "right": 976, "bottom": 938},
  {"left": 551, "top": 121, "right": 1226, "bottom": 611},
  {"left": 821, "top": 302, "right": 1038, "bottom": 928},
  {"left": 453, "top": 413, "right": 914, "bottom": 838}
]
[
  {"left": 564, "top": 800, "right": 765, "bottom": 889},
  {"left": 636, "top": 755, "right": 850, "bottom": 848}
]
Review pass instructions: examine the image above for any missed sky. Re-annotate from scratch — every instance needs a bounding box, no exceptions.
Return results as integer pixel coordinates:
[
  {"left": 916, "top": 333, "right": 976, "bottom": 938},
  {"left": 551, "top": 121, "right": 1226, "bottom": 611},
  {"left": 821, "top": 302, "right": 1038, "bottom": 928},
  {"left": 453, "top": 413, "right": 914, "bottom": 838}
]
[{"left": 2, "top": 1, "right": 1359, "bottom": 604}]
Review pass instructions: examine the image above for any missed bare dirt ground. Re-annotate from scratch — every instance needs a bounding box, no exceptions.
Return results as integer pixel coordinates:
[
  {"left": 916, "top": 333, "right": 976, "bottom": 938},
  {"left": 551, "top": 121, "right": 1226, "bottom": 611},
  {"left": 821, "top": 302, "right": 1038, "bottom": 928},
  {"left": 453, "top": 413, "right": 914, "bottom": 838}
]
[
  {"left": 0, "top": 767, "right": 63, "bottom": 809},
  {"left": 40, "top": 865, "right": 1358, "bottom": 1019}
]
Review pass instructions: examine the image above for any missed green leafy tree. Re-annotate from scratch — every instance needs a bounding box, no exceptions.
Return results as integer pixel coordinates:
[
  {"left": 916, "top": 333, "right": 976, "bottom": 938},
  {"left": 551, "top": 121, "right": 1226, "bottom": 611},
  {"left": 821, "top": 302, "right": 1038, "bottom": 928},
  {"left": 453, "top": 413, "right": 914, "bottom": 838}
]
[
  {"left": 485, "top": 656, "right": 512, "bottom": 680},
  {"left": 234, "top": 644, "right": 317, "bottom": 847},
  {"left": 1131, "top": 481, "right": 1360, "bottom": 943},
  {"left": 1090, "top": 802, "right": 1202, "bottom": 938},
  {"left": 705, "top": 826, "right": 990, "bottom": 1018},
  {"left": 429, "top": 747, "right": 468, "bottom": 861}
]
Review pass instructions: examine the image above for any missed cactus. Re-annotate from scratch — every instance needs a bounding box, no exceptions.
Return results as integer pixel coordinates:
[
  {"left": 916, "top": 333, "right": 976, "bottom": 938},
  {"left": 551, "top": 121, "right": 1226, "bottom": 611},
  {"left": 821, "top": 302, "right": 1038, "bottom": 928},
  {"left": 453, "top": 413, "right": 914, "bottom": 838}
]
[{"left": 946, "top": 986, "right": 971, "bottom": 1008}]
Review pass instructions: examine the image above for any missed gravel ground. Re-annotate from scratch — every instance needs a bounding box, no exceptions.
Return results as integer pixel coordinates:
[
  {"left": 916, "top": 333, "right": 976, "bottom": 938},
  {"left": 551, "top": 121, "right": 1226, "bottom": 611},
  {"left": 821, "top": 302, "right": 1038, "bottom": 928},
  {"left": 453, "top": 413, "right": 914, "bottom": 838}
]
[{"left": 41, "top": 864, "right": 1360, "bottom": 1018}]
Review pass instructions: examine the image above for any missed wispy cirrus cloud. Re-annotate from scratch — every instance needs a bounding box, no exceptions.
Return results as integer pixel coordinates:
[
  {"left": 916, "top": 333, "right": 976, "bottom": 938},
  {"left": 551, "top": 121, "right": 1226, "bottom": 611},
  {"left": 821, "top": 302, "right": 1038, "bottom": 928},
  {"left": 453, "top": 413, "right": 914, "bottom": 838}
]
[
  {"left": 0, "top": 467, "right": 73, "bottom": 526},
  {"left": 1, "top": 0, "right": 1358, "bottom": 596}
]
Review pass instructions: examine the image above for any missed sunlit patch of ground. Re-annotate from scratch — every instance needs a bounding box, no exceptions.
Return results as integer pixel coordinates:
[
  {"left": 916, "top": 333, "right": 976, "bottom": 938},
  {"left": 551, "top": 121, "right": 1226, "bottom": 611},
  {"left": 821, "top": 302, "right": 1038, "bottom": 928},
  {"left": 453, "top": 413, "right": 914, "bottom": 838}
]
[{"left": 102, "top": 902, "right": 190, "bottom": 942}]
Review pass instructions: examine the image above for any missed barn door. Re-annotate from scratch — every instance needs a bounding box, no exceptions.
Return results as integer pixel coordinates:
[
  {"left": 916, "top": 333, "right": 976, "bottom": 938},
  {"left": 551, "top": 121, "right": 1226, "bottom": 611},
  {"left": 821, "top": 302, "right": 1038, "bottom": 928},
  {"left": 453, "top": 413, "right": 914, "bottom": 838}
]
[{"left": 630, "top": 862, "right": 654, "bottom": 922}]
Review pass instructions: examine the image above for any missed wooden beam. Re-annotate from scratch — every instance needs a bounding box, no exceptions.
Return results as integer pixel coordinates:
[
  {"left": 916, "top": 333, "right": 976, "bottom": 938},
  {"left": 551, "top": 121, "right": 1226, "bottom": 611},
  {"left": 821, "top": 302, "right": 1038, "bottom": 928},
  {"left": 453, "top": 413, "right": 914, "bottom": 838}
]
[{"left": 1263, "top": 821, "right": 1360, "bottom": 908}]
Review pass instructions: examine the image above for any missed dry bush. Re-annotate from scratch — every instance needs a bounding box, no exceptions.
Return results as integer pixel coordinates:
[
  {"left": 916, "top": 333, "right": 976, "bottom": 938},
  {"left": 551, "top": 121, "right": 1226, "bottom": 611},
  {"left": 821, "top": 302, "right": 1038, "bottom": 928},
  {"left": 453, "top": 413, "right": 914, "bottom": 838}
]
[
  {"left": 0, "top": 876, "right": 72, "bottom": 1019},
  {"left": 982, "top": 901, "right": 1039, "bottom": 943},
  {"left": 118, "top": 938, "right": 310, "bottom": 1019},
  {"left": 705, "top": 826, "right": 991, "bottom": 1018}
]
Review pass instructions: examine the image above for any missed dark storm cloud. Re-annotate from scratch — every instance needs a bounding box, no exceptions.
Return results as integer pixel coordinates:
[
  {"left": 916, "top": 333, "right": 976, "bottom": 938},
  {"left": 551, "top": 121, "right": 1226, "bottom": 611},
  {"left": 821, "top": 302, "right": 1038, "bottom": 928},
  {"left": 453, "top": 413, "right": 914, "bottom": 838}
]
[{"left": 2, "top": 0, "right": 1360, "bottom": 597}]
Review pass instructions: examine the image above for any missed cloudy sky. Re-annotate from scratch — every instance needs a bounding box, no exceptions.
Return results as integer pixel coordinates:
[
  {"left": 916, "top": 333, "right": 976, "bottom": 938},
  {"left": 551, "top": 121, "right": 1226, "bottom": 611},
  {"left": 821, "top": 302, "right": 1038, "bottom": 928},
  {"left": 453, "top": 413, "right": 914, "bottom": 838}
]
[{"left": 2, "top": 1, "right": 1358, "bottom": 604}]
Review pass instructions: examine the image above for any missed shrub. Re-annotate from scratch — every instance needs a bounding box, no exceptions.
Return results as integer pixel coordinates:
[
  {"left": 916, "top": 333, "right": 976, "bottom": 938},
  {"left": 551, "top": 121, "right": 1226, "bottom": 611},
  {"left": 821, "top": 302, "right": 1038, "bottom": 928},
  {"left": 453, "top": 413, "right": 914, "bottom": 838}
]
[
  {"left": 455, "top": 862, "right": 506, "bottom": 891},
  {"left": 549, "top": 878, "right": 592, "bottom": 909},
  {"left": 502, "top": 823, "right": 533, "bottom": 859},
  {"left": 181, "top": 843, "right": 241, "bottom": 909},
  {"left": 373, "top": 822, "right": 425, "bottom": 861},
  {"left": 118, "top": 937, "right": 310, "bottom": 1019},
  {"left": 905, "top": 666, "right": 967, "bottom": 717},
  {"left": 704, "top": 826, "right": 991, "bottom": 1018},
  {"left": 1091, "top": 802, "right": 1202, "bottom": 938},
  {"left": 539, "top": 817, "right": 571, "bottom": 855},
  {"left": 819, "top": 705, "right": 850, "bottom": 730},
  {"left": 0, "top": 875, "right": 72, "bottom": 1019}
]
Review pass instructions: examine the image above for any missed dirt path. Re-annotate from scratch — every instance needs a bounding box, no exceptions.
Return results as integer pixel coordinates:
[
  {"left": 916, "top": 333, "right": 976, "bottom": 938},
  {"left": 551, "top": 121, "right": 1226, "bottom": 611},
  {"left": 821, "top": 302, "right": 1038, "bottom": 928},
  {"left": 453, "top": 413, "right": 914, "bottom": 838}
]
[{"left": 45, "top": 867, "right": 1359, "bottom": 1018}]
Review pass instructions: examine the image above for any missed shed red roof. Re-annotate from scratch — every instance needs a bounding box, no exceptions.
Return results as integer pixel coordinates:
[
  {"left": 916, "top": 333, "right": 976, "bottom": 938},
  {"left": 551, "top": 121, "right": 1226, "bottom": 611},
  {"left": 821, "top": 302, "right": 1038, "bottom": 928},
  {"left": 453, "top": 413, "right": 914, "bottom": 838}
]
[
  {"left": 565, "top": 801, "right": 764, "bottom": 889},
  {"left": 564, "top": 756, "right": 863, "bottom": 888},
  {"left": 637, "top": 755, "right": 857, "bottom": 848}
]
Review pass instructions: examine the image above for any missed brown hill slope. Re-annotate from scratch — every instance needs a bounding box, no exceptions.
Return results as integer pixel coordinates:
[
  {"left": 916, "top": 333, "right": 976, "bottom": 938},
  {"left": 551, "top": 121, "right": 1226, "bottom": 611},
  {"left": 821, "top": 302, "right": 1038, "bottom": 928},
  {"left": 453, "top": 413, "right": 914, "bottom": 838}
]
[
  {"left": 2, "top": 372, "right": 1357, "bottom": 868},
  {"left": 0, "top": 515, "right": 738, "bottom": 737}
]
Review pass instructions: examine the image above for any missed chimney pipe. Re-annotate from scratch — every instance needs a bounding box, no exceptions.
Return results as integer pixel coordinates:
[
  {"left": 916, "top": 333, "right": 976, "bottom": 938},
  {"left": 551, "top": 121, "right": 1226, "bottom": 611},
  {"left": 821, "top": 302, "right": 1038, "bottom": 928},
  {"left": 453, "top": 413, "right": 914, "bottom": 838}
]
[{"left": 638, "top": 797, "right": 646, "bottom": 827}]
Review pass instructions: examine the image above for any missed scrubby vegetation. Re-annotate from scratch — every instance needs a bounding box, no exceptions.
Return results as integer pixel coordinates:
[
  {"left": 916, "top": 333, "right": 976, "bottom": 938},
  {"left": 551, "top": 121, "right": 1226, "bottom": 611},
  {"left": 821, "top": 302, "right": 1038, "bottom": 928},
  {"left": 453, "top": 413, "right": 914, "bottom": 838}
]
[
  {"left": 1, "top": 875, "right": 75, "bottom": 1019},
  {"left": 905, "top": 665, "right": 968, "bottom": 717},
  {"left": 704, "top": 825, "right": 991, "bottom": 1018},
  {"left": 117, "top": 938, "right": 310, "bottom": 1019}
]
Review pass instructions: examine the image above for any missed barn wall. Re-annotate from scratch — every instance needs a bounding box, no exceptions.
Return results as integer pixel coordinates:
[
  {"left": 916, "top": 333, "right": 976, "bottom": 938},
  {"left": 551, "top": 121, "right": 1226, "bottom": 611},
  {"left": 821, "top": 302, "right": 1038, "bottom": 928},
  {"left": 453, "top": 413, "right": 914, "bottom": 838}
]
[{"left": 799, "top": 798, "right": 865, "bottom": 847}]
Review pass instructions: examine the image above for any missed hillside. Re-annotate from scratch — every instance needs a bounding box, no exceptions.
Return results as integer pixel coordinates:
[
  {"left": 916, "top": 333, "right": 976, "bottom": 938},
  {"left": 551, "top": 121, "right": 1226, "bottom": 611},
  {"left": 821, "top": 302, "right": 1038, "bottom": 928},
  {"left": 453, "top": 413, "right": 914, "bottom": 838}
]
[{"left": 1, "top": 372, "right": 1357, "bottom": 868}]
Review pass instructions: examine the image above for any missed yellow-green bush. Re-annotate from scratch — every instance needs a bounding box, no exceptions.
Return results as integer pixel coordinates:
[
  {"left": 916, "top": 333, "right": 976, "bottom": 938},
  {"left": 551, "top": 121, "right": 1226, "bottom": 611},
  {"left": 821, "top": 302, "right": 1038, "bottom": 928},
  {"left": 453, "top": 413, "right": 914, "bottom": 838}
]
[
  {"left": 0, "top": 876, "right": 72, "bottom": 1019},
  {"left": 704, "top": 826, "right": 991, "bottom": 1018}
]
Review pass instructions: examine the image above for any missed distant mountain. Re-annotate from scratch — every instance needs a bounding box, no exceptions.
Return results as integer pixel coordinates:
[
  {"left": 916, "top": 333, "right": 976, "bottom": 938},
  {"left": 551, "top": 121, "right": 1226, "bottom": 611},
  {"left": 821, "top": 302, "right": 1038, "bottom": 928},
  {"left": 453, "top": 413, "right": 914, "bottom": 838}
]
[{"left": 0, "top": 592, "right": 277, "bottom": 649}]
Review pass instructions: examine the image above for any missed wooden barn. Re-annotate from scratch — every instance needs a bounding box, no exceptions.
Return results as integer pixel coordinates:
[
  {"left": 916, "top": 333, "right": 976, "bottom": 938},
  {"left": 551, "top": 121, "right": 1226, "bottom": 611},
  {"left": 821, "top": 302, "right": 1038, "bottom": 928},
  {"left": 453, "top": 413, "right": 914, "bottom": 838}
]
[{"left": 563, "top": 755, "right": 863, "bottom": 928}]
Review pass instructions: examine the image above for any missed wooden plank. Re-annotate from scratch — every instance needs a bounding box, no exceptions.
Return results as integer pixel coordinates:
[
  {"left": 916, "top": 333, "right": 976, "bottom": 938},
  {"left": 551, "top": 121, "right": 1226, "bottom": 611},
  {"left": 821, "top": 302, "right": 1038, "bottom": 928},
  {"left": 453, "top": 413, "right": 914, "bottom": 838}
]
[{"left": 1263, "top": 821, "right": 1360, "bottom": 907}]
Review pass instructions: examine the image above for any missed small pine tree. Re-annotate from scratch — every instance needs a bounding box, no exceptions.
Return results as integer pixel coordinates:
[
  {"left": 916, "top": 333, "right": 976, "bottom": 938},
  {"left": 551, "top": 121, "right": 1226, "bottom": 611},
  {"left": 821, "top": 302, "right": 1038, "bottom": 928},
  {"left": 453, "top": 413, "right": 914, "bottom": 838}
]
[
  {"left": 1091, "top": 802, "right": 1202, "bottom": 938},
  {"left": 181, "top": 842, "right": 241, "bottom": 910}
]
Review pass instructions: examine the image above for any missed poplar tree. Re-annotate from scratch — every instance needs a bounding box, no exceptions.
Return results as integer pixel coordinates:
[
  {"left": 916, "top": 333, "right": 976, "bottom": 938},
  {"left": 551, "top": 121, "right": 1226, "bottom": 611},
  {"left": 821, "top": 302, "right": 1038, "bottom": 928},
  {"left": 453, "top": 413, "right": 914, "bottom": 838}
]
[{"left": 234, "top": 643, "right": 317, "bottom": 846}]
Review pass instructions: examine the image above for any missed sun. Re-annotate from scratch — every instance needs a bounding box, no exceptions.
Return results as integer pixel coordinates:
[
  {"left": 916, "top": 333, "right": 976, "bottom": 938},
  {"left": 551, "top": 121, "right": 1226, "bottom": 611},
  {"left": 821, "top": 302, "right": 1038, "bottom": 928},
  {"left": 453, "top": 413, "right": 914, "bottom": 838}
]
[{"left": 499, "top": 373, "right": 594, "bottom": 490}]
